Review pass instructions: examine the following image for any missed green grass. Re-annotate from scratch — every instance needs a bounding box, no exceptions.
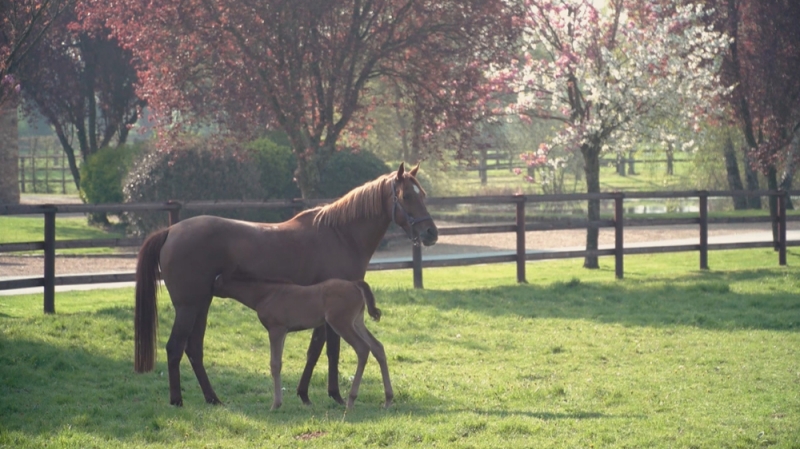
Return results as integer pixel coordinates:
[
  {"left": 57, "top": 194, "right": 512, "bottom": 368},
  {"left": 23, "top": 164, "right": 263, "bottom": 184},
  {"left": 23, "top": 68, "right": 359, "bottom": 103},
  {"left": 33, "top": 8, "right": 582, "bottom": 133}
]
[
  {"left": 0, "top": 216, "right": 125, "bottom": 255},
  {"left": 1, "top": 250, "right": 799, "bottom": 448}
]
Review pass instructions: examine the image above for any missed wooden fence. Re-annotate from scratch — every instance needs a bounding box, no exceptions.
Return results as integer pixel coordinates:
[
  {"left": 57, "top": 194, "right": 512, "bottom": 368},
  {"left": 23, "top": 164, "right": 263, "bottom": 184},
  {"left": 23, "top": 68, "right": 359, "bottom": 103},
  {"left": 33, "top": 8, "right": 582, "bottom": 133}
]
[{"left": 1, "top": 190, "right": 798, "bottom": 314}]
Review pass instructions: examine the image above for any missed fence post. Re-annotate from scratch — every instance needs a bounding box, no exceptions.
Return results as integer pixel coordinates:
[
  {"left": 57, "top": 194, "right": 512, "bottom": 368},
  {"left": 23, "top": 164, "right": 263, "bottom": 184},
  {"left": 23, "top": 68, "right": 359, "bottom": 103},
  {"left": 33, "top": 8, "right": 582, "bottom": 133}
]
[
  {"left": 515, "top": 194, "right": 527, "bottom": 283},
  {"left": 412, "top": 244, "right": 423, "bottom": 289},
  {"left": 43, "top": 207, "right": 56, "bottom": 314},
  {"left": 19, "top": 158, "right": 26, "bottom": 193},
  {"left": 614, "top": 193, "right": 624, "bottom": 279},
  {"left": 167, "top": 200, "right": 182, "bottom": 226},
  {"left": 699, "top": 191, "right": 708, "bottom": 270},
  {"left": 778, "top": 190, "right": 787, "bottom": 266}
]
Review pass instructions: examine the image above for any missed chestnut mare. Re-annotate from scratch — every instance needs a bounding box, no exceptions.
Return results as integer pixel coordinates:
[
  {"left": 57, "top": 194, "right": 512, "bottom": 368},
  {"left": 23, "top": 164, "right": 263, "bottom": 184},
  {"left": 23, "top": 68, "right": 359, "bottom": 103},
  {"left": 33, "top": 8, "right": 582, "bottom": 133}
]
[
  {"left": 212, "top": 274, "right": 393, "bottom": 410},
  {"left": 134, "top": 163, "right": 437, "bottom": 406}
]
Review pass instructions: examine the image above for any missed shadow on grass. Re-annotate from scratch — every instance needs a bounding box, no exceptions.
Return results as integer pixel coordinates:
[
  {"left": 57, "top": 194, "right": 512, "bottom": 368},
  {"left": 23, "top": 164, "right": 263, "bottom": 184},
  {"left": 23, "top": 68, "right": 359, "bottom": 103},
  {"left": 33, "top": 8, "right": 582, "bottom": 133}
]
[{"left": 387, "top": 268, "right": 800, "bottom": 331}]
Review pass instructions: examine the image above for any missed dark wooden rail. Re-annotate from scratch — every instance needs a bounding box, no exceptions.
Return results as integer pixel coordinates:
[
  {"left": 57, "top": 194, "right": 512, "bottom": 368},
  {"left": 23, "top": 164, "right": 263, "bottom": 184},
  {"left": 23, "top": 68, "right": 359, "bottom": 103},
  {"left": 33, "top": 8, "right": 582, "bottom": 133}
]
[{"left": 1, "top": 190, "right": 798, "bottom": 313}]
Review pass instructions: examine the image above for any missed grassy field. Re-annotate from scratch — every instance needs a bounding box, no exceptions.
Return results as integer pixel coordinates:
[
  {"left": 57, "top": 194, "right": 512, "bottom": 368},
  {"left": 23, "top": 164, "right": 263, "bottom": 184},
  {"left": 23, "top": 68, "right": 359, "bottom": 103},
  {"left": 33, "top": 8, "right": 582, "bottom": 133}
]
[
  {"left": 0, "top": 216, "right": 126, "bottom": 255},
  {"left": 1, "top": 250, "right": 798, "bottom": 448}
]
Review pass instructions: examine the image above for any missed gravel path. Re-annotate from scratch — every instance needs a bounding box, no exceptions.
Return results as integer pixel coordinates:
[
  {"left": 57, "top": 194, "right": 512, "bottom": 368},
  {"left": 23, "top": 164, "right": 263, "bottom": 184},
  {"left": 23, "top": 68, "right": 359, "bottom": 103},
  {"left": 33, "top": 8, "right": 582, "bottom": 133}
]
[{"left": 0, "top": 222, "right": 784, "bottom": 279}]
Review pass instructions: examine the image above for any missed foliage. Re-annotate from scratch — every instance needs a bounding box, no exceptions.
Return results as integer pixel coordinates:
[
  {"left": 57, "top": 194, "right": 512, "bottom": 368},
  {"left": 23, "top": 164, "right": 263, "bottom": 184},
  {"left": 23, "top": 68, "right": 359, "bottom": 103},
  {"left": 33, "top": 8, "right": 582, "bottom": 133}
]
[
  {"left": 84, "top": 0, "right": 522, "bottom": 198},
  {"left": 79, "top": 143, "right": 141, "bottom": 224},
  {"left": 0, "top": 251, "right": 799, "bottom": 448},
  {"left": 714, "top": 0, "right": 800, "bottom": 172},
  {"left": 122, "top": 137, "right": 264, "bottom": 235},
  {"left": 15, "top": 2, "right": 144, "bottom": 191},
  {"left": 245, "top": 137, "right": 300, "bottom": 201},
  {"left": 319, "top": 149, "right": 389, "bottom": 198},
  {"left": 0, "top": 0, "right": 73, "bottom": 108},
  {"left": 496, "top": 0, "right": 730, "bottom": 267}
]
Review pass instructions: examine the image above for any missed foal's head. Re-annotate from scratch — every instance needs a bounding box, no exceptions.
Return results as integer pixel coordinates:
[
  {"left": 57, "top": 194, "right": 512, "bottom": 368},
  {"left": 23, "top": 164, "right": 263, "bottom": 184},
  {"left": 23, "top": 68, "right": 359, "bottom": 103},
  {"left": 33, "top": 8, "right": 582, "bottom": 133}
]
[{"left": 389, "top": 163, "right": 438, "bottom": 246}]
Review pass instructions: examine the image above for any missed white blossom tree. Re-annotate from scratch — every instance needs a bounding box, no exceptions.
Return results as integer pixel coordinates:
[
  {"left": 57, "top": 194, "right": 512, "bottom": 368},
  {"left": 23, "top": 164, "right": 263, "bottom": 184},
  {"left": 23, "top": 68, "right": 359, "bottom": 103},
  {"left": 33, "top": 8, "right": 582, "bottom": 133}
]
[{"left": 497, "top": 0, "right": 729, "bottom": 267}]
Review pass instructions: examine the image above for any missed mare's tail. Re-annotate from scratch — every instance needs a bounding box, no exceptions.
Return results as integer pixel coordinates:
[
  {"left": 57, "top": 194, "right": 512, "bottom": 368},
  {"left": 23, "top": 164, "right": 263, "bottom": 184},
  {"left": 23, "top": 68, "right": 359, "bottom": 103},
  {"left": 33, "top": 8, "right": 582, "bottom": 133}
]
[
  {"left": 355, "top": 280, "right": 381, "bottom": 322},
  {"left": 134, "top": 228, "right": 170, "bottom": 373}
]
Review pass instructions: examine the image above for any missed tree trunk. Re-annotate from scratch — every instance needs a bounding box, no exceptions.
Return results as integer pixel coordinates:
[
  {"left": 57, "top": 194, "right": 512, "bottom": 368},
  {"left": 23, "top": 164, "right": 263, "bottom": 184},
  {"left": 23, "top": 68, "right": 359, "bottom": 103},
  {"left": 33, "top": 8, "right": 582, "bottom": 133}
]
[
  {"left": 779, "top": 134, "right": 798, "bottom": 210},
  {"left": 666, "top": 143, "right": 674, "bottom": 175},
  {"left": 616, "top": 152, "right": 626, "bottom": 176},
  {"left": 767, "top": 166, "right": 779, "bottom": 249},
  {"left": 0, "top": 105, "right": 21, "bottom": 204},
  {"left": 723, "top": 136, "right": 748, "bottom": 210},
  {"left": 581, "top": 143, "right": 601, "bottom": 269},
  {"left": 293, "top": 143, "right": 334, "bottom": 199},
  {"left": 743, "top": 147, "right": 762, "bottom": 209},
  {"left": 627, "top": 150, "right": 636, "bottom": 175}
]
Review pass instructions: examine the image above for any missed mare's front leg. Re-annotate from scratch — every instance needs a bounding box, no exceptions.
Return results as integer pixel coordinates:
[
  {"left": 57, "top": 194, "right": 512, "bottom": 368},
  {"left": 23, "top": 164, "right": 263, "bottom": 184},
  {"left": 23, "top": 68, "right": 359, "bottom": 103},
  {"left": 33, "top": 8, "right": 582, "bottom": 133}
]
[{"left": 267, "top": 328, "right": 287, "bottom": 411}]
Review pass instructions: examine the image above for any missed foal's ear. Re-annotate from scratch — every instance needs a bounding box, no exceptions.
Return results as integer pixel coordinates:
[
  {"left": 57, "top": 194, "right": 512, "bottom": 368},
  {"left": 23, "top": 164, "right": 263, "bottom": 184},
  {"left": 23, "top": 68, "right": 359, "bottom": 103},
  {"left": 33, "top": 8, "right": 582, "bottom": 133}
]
[
  {"left": 396, "top": 162, "right": 405, "bottom": 180},
  {"left": 409, "top": 163, "right": 420, "bottom": 177}
]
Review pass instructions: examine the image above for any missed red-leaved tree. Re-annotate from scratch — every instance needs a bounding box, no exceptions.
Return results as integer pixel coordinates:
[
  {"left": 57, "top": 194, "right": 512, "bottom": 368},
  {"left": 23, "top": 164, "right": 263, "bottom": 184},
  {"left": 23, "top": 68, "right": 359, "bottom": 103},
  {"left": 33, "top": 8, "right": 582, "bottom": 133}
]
[
  {"left": 84, "top": 0, "right": 521, "bottom": 198},
  {"left": 712, "top": 0, "right": 800, "bottom": 232},
  {"left": 17, "top": 3, "right": 145, "bottom": 190}
]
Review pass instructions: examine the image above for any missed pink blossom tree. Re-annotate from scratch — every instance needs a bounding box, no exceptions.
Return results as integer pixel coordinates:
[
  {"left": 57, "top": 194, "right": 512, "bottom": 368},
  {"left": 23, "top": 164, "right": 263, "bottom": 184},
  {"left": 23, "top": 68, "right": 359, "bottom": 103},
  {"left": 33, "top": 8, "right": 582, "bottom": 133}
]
[{"left": 498, "top": 0, "right": 729, "bottom": 268}]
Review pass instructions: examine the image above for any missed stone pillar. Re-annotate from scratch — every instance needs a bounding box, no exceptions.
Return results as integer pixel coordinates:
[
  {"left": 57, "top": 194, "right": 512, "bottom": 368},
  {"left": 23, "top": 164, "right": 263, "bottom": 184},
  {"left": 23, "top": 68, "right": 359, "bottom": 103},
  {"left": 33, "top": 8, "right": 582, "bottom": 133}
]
[
  {"left": 0, "top": 105, "right": 20, "bottom": 204},
  {"left": 0, "top": 105, "right": 19, "bottom": 204}
]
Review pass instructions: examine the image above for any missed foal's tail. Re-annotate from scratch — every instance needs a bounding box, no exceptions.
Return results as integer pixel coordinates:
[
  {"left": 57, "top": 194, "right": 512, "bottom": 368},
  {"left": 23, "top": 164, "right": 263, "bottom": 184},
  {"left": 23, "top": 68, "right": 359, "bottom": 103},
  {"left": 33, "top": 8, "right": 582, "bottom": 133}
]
[
  {"left": 355, "top": 280, "right": 381, "bottom": 322},
  {"left": 134, "top": 228, "right": 169, "bottom": 373}
]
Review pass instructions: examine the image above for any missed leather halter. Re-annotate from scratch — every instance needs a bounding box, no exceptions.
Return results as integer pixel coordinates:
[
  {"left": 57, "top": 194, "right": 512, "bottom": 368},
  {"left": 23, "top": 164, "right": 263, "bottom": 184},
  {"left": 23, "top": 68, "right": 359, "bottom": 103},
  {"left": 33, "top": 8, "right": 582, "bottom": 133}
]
[{"left": 391, "top": 178, "right": 433, "bottom": 245}]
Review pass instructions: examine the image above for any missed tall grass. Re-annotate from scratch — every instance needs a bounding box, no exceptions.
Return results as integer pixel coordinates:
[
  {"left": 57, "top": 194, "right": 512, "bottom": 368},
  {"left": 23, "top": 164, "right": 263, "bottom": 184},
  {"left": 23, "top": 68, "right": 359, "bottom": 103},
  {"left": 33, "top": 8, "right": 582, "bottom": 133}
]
[{"left": 1, "top": 250, "right": 798, "bottom": 448}]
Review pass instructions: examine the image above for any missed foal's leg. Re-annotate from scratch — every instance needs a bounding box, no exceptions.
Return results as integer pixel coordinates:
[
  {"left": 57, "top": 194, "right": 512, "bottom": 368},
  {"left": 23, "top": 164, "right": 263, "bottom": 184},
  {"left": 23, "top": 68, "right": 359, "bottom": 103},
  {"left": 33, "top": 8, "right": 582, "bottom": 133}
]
[
  {"left": 296, "top": 325, "right": 325, "bottom": 405},
  {"left": 329, "top": 320, "right": 371, "bottom": 409},
  {"left": 185, "top": 300, "right": 222, "bottom": 405},
  {"left": 356, "top": 324, "right": 394, "bottom": 408},
  {"left": 266, "top": 328, "right": 287, "bottom": 411}
]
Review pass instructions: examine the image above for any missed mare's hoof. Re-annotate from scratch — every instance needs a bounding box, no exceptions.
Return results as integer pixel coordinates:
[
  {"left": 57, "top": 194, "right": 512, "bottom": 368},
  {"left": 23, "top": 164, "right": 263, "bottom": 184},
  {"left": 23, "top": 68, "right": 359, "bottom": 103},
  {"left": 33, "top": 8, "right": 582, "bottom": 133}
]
[
  {"left": 329, "top": 391, "right": 345, "bottom": 406},
  {"left": 206, "top": 397, "right": 223, "bottom": 406},
  {"left": 297, "top": 391, "right": 312, "bottom": 406},
  {"left": 170, "top": 399, "right": 183, "bottom": 407},
  {"left": 270, "top": 402, "right": 282, "bottom": 411}
]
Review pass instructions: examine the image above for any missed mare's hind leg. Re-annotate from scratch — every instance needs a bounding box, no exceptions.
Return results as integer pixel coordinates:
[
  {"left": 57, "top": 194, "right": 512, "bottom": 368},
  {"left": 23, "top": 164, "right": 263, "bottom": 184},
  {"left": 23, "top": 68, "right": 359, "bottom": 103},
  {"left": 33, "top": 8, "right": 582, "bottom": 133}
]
[
  {"left": 185, "top": 300, "right": 222, "bottom": 405},
  {"left": 296, "top": 324, "right": 345, "bottom": 405},
  {"left": 324, "top": 323, "right": 345, "bottom": 405},
  {"left": 296, "top": 325, "right": 325, "bottom": 405},
  {"left": 166, "top": 305, "right": 201, "bottom": 406}
]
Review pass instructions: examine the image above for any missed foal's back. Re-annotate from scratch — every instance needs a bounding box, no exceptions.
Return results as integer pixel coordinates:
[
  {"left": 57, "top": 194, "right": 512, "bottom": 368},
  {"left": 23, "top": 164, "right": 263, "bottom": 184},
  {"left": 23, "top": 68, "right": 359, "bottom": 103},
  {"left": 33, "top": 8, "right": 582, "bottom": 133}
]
[{"left": 213, "top": 277, "right": 362, "bottom": 331}]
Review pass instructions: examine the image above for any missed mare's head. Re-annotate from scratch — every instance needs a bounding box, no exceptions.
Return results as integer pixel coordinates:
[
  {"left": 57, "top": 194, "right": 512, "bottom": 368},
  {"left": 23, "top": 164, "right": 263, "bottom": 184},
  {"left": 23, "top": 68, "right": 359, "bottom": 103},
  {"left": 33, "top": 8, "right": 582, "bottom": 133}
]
[{"left": 389, "top": 163, "right": 438, "bottom": 246}]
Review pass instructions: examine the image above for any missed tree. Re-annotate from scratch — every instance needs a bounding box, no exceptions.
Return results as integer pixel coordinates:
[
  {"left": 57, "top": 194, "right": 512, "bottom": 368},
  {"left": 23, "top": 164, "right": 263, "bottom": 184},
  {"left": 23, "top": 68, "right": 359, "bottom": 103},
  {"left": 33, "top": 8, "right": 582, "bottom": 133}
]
[
  {"left": 1, "top": 0, "right": 73, "bottom": 203},
  {"left": 17, "top": 3, "right": 145, "bottom": 191},
  {"left": 712, "top": 0, "right": 800, "bottom": 236},
  {"left": 497, "top": 0, "right": 728, "bottom": 268},
  {"left": 85, "top": 0, "right": 521, "bottom": 198}
]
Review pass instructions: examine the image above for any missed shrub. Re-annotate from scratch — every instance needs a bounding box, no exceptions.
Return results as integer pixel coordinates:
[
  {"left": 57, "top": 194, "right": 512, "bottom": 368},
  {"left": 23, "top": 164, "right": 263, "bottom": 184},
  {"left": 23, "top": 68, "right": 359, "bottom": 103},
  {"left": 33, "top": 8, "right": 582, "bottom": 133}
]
[
  {"left": 122, "top": 136, "right": 265, "bottom": 235},
  {"left": 319, "top": 149, "right": 390, "bottom": 198},
  {"left": 79, "top": 144, "right": 141, "bottom": 224},
  {"left": 245, "top": 137, "right": 300, "bottom": 200}
]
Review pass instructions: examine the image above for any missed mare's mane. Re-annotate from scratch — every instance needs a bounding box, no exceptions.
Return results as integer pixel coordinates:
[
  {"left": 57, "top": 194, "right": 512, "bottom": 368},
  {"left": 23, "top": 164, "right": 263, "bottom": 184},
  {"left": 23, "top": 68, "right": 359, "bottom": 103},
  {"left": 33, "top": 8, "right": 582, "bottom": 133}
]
[{"left": 312, "top": 173, "right": 391, "bottom": 227}]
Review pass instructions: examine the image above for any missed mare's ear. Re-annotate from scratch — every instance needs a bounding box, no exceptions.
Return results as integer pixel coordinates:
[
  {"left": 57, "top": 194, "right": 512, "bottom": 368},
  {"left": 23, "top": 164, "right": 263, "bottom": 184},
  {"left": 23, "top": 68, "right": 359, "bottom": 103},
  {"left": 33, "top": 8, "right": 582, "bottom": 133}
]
[
  {"left": 396, "top": 162, "right": 405, "bottom": 180},
  {"left": 409, "top": 163, "right": 420, "bottom": 177}
]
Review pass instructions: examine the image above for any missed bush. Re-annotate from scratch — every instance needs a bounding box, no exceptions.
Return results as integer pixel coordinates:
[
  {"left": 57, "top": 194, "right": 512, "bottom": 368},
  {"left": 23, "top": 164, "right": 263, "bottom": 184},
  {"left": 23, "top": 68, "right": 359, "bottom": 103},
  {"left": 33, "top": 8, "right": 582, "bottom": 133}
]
[
  {"left": 320, "top": 149, "right": 390, "bottom": 198},
  {"left": 80, "top": 144, "right": 141, "bottom": 224},
  {"left": 122, "top": 137, "right": 265, "bottom": 235},
  {"left": 245, "top": 137, "right": 300, "bottom": 200}
]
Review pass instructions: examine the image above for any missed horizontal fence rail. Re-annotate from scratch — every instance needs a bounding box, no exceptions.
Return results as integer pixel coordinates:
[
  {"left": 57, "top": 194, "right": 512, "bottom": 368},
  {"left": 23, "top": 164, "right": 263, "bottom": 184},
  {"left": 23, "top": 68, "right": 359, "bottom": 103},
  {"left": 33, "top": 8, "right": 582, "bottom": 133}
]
[{"left": 1, "top": 190, "right": 798, "bottom": 313}]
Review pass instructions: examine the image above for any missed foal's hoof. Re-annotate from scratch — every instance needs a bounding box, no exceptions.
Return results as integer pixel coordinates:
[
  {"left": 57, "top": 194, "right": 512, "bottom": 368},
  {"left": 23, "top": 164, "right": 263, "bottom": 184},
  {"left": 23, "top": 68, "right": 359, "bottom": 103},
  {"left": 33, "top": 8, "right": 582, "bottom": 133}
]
[
  {"left": 329, "top": 391, "right": 345, "bottom": 406},
  {"left": 170, "top": 398, "right": 183, "bottom": 407},
  {"left": 206, "top": 397, "right": 224, "bottom": 406},
  {"left": 383, "top": 399, "right": 393, "bottom": 409}
]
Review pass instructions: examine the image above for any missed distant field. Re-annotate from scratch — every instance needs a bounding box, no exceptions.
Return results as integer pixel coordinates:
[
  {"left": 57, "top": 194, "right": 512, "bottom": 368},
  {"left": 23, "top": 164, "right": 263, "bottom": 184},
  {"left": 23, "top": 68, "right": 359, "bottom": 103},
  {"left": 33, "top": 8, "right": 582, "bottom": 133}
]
[{"left": 1, "top": 250, "right": 798, "bottom": 448}]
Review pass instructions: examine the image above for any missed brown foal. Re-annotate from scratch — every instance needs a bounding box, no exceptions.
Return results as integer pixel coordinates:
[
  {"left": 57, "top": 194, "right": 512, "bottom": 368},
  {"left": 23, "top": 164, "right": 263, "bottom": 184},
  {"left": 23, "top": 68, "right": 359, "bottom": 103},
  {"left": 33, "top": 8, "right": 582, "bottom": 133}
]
[{"left": 213, "top": 274, "right": 394, "bottom": 410}]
